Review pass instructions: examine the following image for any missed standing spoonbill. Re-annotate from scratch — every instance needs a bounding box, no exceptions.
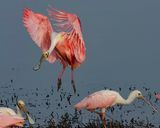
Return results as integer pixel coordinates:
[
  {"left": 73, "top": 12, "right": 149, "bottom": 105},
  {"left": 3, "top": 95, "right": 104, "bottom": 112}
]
[
  {"left": 74, "top": 89, "right": 158, "bottom": 128},
  {"left": 23, "top": 6, "right": 86, "bottom": 93},
  {"left": 0, "top": 100, "right": 35, "bottom": 127}
]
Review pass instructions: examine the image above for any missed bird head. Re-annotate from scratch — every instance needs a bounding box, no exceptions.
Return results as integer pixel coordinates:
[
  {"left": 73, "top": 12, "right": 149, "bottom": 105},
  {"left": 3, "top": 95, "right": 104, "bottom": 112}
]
[
  {"left": 131, "top": 90, "right": 144, "bottom": 99},
  {"left": 17, "top": 100, "right": 25, "bottom": 109},
  {"left": 132, "top": 90, "right": 158, "bottom": 112},
  {"left": 42, "top": 52, "right": 49, "bottom": 59},
  {"left": 17, "top": 100, "right": 35, "bottom": 125}
]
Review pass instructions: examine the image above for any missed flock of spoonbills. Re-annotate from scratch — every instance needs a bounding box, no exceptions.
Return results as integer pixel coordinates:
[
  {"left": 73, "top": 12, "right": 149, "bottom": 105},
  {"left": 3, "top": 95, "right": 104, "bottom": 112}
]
[{"left": 0, "top": 5, "right": 159, "bottom": 128}]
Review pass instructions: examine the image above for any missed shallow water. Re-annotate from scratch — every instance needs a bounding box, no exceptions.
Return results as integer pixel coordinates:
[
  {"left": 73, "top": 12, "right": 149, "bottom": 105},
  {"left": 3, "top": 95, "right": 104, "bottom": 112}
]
[{"left": 0, "top": 81, "right": 159, "bottom": 127}]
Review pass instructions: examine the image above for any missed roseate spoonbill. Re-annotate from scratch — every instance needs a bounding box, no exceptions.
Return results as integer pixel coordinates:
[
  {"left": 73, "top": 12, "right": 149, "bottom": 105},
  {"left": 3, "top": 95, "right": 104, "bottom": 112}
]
[
  {"left": 23, "top": 6, "right": 86, "bottom": 93},
  {"left": 0, "top": 100, "right": 35, "bottom": 127},
  {"left": 74, "top": 89, "right": 158, "bottom": 128},
  {"left": 155, "top": 93, "right": 160, "bottom": 100}
]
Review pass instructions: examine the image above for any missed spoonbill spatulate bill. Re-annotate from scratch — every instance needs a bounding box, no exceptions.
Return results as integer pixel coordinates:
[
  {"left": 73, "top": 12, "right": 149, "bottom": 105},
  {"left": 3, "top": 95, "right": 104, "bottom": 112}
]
[
  {"left": 0, "top": 100, "right": 35, "bottom": 128},
  {"left": 23, "top": 6, "right": 86, "bottom": 93},
  {"left": 75, "top": 89, "right": 158, "bottom": 128}
]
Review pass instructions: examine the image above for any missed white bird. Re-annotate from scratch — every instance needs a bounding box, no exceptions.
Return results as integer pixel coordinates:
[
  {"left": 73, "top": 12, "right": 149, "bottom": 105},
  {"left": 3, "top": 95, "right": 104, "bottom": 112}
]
[
  {"left": 75, "top": 89, "right": 158, "bottom": 128},
  {"left": 0, "top": 100, "right": 35, "bottom": 128}
]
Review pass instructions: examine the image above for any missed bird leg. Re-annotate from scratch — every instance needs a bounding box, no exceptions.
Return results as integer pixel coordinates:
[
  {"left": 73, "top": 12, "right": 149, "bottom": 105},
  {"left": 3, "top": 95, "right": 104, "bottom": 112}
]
[
  {"left": 94, "top": 110, "right": 106, "bottom": 128},
  {"left": 71, "top": 69, "right": 76, "bottom": 94},
  {"left": 57, "top": 66, "right": 66, "bottom": 91},
  {"left": 100, "top": 112, "right": 106, "bottom": 128},
  {"left": 33, "top": 51, "right": 49, "bottom": 71},
  {"left": 110, "top": 117, "right": 113, "bottom": 128}
]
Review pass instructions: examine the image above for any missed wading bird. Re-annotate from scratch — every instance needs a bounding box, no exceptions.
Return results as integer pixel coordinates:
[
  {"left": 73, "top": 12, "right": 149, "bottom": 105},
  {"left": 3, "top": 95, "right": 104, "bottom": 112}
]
[
  {"left": 75, "top": 89, "right": 158, "bottom": 128},
  {"left": 0, "top": 100, "right": 35, "bottom": 127},
  {"left": 23, "top": 6, "right": 86, "bottom": 93}
]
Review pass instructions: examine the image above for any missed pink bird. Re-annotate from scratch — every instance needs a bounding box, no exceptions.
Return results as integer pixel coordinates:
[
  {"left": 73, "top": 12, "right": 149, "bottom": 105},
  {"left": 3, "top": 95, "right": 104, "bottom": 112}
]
[
  {"left": 155, "top": 93, "right": 160, "bottom": 100},
  {"left": 74, "top": 89, "right": 158, "bottom": 128},
  {"left": 0, "top": 114, "right": 24, "bottom": 128},
  {"left": 23, "top": 6, "right": 86, "bottom": 93},
  {"left": 0, "top": 100, "right": 35, "bottom": 128}
]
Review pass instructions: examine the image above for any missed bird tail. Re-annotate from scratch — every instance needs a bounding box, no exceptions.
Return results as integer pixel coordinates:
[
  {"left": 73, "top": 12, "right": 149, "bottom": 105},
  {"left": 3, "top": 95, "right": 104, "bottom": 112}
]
[{"left": 74, "top": 101, "right": 87, "bottom": 110}]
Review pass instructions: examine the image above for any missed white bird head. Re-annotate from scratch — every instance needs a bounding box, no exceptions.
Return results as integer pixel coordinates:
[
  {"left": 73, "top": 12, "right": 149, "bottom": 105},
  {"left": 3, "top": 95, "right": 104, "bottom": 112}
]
[
  {"left": 130, "top": 90, "right": 158, "bottom": 112},
  {"left": 17, "top": 100, "right": 35, "bottom": 125},
  {"left": 130, "top": 90, "right": 144, "bottom": 99}
]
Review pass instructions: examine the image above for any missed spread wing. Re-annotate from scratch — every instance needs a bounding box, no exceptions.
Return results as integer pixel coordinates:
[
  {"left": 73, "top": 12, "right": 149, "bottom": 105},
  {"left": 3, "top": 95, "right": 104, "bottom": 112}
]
[
  {"left": 23, "top": 8, "right": 53, "bottom": 51},
  {"left": 47, "top": 6, "right": 86, "bottom": 63}
]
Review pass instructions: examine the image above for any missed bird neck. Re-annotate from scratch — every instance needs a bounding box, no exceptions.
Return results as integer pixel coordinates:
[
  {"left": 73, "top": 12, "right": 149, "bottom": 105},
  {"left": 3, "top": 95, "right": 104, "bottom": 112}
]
[
  {"left": 16, "top": 106, "right": 23, "bottom": 117},
  {"left": 48, "top": 32, "right": 60, "bottom": 54},
  {"left": 119, "top": 92, "right": 137, "bottom": 105}
]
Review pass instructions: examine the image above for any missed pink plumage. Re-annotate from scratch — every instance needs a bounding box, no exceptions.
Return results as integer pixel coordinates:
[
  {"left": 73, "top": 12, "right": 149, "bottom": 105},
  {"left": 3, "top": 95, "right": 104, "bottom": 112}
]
[
  {"left": 0, "top": 114, "right": 24, "bottom": 128},
  {"left": 75, "top": 90, "right": 117, "bottom": 110},
  {"left": 23, "top": 8, "right": 57, "bottom": 63},
  {"left": 23, "top": 8, "right": 53, "bottom": 51},
  {"left": 23, "top": 6, "right": 86, "bottom": 93},
  {"left": 155, "top": 93, "right": 160, "bottom": 100},
  {"left": 75, "top": 89, "right": 158, "bottom": 128},
  {"left": 48, "top": 7, "right": 86, "bottom": 63}
]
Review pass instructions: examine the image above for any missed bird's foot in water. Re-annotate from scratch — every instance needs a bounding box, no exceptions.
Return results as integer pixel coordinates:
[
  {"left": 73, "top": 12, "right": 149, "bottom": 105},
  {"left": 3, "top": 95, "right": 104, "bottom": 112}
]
[
  {"left": 57, "top": 78, "right": 62, "bottom": 91},
  {"left": 71, "top": 80, "right": 76, "bottom": 94}
]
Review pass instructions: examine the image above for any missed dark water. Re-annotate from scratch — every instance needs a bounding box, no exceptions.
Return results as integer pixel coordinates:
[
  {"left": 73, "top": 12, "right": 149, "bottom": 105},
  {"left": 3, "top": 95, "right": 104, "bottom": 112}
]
[
  {"left": 0, "top": 0, "right": 160, "bottom": 127},
  {"left": 0, "top": 81, "right": 160, "bottom": 127}
]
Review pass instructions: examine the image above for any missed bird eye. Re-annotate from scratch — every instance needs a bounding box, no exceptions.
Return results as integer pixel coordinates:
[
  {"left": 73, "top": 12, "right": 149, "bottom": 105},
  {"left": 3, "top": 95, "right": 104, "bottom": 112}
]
[{"left": 138, "top": 93, "right": 141, "bottom": 95}]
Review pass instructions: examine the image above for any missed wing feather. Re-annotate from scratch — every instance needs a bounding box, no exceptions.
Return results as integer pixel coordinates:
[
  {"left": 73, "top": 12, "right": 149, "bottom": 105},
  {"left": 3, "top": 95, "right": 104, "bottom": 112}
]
[
  {"left": 23, "top": 8, "right": 53, "bottom": 51},
  {"left": 47, "top": 6, "right": 86, "bottom": 63},
  {"left": 23, "top": 8, "right": 57, "bottom": 63}
]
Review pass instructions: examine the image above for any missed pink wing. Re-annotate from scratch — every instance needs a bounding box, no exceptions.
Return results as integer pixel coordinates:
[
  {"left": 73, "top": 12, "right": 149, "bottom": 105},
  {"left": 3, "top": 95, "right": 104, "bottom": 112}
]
[
  {"left": 23, "top": 8, "right": 53, "bottom": 51},
  {"left": 75, "top": 91, "right": 117, "bottom": 110},
  {"left": 23, "top": 8, "right": 57, "bottom": 63},
  {"left": 0, "top": 114, "right": 24, "bottom": 127},
  {"left": 47, "top": 6, "right": 86, "bottom": 63}
]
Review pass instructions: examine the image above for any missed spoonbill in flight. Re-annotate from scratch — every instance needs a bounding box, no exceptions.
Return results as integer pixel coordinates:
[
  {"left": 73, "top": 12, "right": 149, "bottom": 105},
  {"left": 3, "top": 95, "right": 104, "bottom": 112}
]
[
  {"left": 23, "top": 6, "right": 86, "bottom": 93},
  {"left": 75, "top": 89, "right": 158, "bottom": 128},
  {"left": 0, "top": 100, "right": 35, "bottom": 127}
]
